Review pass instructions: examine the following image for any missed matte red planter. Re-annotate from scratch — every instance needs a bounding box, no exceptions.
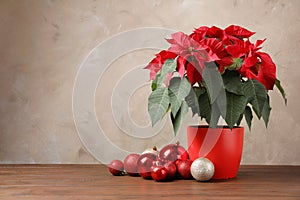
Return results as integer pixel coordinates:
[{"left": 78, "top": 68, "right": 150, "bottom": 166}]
[{"left": 187, "top": 125, "right": 244, "bottom": 179}]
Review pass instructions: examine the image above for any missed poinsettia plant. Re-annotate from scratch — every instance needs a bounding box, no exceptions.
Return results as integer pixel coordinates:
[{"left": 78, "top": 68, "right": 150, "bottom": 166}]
[{"left": 145, "top": 25, "right": 286, "bottom": 134}]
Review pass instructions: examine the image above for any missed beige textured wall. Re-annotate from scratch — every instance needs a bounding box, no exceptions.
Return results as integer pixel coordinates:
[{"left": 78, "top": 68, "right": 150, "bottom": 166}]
[{"left": 0, "top": 0, "right": 299, "bottom": 164}]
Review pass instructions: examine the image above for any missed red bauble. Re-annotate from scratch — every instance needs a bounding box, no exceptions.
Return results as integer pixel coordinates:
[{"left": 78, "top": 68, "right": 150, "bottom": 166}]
[
  {"left": 108, "top": 160, "right": 124, "bottom": 176},
  {"left": 164, "top": 162, "right": 177, "bottom": 180},
  {"left": 177, "top": 159, "right": 192, "bottom": 179},
  {"left": 158, "top": 142, "right": 189, "bottom": 164},
  {"left": 151, "top": 165, "right": 167, "bottom": 181},
  {"left": 177, "top": 145, "right": 189, "bottom": 160},
  {"left": 158, "top": 144, "right": 178, "bottom": 163},
  {"left": 137, "top": 153, "right": 157, "bottom": 179},
  {"left": 124, "top": 153, "right": 140, "bottom": 176}
]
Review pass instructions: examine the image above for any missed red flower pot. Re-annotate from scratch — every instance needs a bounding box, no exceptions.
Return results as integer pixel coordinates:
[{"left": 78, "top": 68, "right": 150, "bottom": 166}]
[{"left": 187, "top": 125, "right": 244, "bottom": 179}]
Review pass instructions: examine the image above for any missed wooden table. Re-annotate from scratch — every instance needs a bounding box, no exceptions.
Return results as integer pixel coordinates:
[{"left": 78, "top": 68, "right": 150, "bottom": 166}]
[{"left": 0, "top": 165, "right": 299, "bottom": 199}]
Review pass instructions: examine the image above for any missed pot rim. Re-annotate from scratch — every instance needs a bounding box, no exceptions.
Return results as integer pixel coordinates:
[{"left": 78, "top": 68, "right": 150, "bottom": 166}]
[{"left": 188, "top": 125, "right": 244, "bottom": 129}]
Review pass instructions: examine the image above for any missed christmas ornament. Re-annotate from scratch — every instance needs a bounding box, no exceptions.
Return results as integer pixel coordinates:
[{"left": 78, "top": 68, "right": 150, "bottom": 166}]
[
  {"left": 158, "top": 142, "right": 189, "bottom": 164},
  {"left": 108, "top": 160, "right": 124, "bottom": 176},
  {"left": 164, "top": 161, "right": 177, "bottom": 180},
  {"left": 177, "top": 159, "right": 192, "bottom": 179},
  {"left": 151, "top": 165, "right": 167, "bottom": 181},
  {"left": 137, "top": 153, "right": 156, "bottom": 179},
  {"left": 191, "top": 158, "right": 214, "bottom": 181},
  {"left": 124, "top": 153, "right": 140, "bottom": 176}
]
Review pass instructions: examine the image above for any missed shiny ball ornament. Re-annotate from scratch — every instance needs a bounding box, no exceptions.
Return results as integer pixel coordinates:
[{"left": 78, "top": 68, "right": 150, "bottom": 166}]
[{"left": 191, "top": 158, "right": 214, "bottom": 181}]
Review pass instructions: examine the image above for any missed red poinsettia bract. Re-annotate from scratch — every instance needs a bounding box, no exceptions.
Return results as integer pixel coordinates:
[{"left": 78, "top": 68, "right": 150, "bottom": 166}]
[{"left": 145, "top": 25, "right": 276, "bottom": 90}]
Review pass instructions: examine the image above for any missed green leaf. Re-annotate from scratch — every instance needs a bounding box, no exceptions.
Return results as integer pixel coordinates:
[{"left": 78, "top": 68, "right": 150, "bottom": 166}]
[
  {"left": 185, "top": 88, "right": 200, "bottom": 116},
  {"left": 222, "top": 70, "right": 244, "bottom": 95},
  {"left": 262, "top": 95, "right": 271, "bottom": 128},
  {"left": 243, "top": 79, "right": 268, "bottom": 118},
  {"left": 198, "top": 89, "right": 226, "bottom": 128},
  {"left": 215, "top": 89, "right": 227, "bottom": 119},
  {"left": 198, "top": 90, "right": 211, "bottom": 123},
  {"left": 194, "top": 87, "right": 206, "bottom": 97},
  {"left": 151, "top": 73, "right": 160, "bottom": 91},
  {"left": 155, "top": 59, "right": 177, "bottom": 87},
  {"left": 226, "top": 58, "right": 243, "bottom": 71},
  {"left": 171, "top": 100, "right": 189, "bottom": 135},
  {"left": 148, "top": 87, "right": 170, "bottom": 126},
  {"left": 225, "top": 91, "right": 247, "bottom": 129},
  {"left": 209, "top": 102, "right": 221, "bottom": 128},
  {"left": 244, "top": 106, "right": 253, "bottom": 130},
  {"left": 275, "top": 78, "right": 287, "bottom": 105},
  {"left": 202, "top": 63, "right": 224, "bottom": 103},
  {"left": 168, "top": 77, "right": 191, "bottom": 117}
]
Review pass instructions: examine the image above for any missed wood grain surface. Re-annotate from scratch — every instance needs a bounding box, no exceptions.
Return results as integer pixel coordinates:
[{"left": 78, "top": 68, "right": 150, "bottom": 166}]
[{"left": 0, "top": 165, "right": 299, "bottom": 200}]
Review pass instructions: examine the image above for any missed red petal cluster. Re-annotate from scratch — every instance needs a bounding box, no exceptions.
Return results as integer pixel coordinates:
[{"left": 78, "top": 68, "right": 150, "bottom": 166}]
[
  {"left": 144, "top": 50, "right": 177, "bottom": 80},
  {"left": 145, "top": 25, "right": 276, "bottom": 90}
]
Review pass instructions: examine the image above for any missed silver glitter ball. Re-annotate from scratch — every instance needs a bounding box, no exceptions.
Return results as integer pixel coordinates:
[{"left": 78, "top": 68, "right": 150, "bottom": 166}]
[{"left": 191, "top": 158, "right": 214, "bottom": 181}]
